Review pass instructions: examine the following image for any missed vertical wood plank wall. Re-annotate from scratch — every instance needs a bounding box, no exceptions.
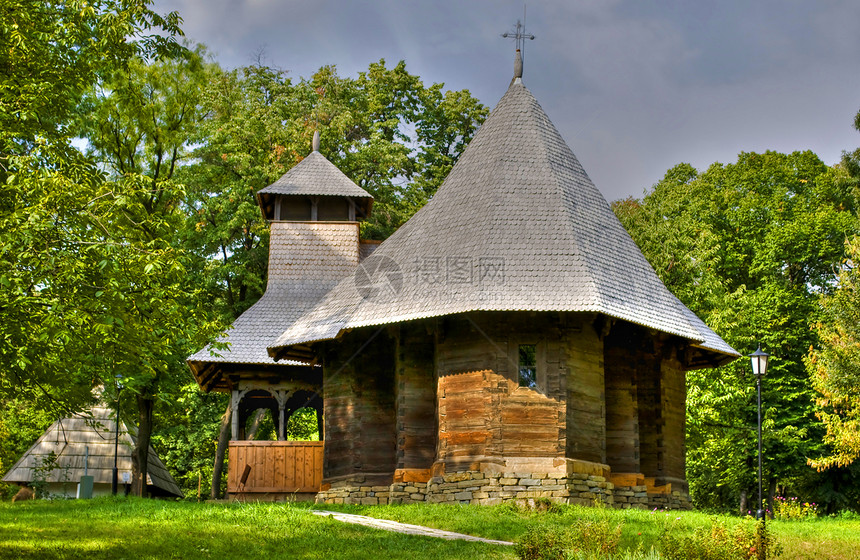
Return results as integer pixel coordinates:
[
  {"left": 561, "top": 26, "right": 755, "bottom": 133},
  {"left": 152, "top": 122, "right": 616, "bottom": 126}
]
[
  {"left": 227, "top": 441, "right": 323, "bottom": 493},
  {"left": 564, "top": 316, "right": 606, "bottom": 464},
  {"left": 395, "top": 323, "right": 437, "bottom": 478},
  {"left": 657, "top": 346, "right": 687, "bottom": 490},
  {"left": 322, "top": 330, "right": 396, "bottom": 484},
  {"left": 604, "top": 322, "right": 643, "bottom": 474}
]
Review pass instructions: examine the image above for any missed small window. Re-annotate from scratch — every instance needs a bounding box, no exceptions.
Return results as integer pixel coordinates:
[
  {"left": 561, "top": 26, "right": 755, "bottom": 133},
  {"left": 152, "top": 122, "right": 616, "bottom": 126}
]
[
  {"left": 317, "top": 197, "right": 350, "bottom": 221},
  {"left": 518, "top": 344, "right": 537, "bottom": 388},
  {"left": 280, "top": 197, "right": 312, "bottom": 220}
]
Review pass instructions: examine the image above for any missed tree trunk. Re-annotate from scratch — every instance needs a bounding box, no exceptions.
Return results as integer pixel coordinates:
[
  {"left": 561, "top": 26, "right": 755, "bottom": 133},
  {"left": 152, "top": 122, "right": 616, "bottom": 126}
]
[
  {"left": 131, "top": 394, "right": 154, "bottom": 497},
  {"left": 245, "top": 409, "right": 267, "bottom": 440},
  {"left": 767, "top": 478, "right": 777, "bottom": 519},
  {"left": 739, "top": 488, "right": 748, "bottom": 516},
  {"left": 211, "top": 402, "right": 232, "bottom": 500}
]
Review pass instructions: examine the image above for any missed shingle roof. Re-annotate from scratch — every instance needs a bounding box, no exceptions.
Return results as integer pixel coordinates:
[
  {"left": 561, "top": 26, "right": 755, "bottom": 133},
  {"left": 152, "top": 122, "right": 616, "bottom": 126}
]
[
  {"left": 259, "top": 151, "right": 373, "bottom": 199},
  {"left": 187, "top": 222, "right": 361, "bottom": 379},
  {"left": 268, "top": 78, "right": 738, "bottom": 363},
  {"left": 2, "top": 406, "right": 182, "bottom": 497}
]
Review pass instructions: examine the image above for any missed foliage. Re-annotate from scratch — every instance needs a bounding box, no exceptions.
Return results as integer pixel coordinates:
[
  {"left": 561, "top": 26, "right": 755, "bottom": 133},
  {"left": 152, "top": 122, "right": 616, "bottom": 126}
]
[
  {"left": 287, "top": 407, "right": 319, "bottom": 441},
  {"left": 150, "top": 383, "right": 227, "bottom": 499},
  {"left": 804, "top": 106, "right": 860, "bottom": 473},
  {"left": 0, "top": 0, "right": 184, "bottom": 410},
  {"left": 613, "top": 151, "right": 860, "bottom": 512},
  {"left": 806, "top": 236, "right": 860, "bottom": 470},
  {"left": 0, "top": 398, "right": 55, "bottom": 498},
  {"left": 660, "top": 518, "right": 780, "bottom": 560},
  {"left": 515, "top": 525, "right": 571, "bottom": 560},
  {"left": 29, "top": 451, "right": 75, "bottom": 500},
  {"left": 71, "top": 44, "right": 226, "bottom": 495},
  {"left": 773, "top": 496, "right": 819, "bottom": 520}
]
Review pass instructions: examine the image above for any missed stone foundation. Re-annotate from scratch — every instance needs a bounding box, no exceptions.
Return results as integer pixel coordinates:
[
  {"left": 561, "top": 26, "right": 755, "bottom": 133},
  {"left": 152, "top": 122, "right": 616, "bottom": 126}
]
[{"left": 315, "top": 471, "right": 691, "bottom": 510}]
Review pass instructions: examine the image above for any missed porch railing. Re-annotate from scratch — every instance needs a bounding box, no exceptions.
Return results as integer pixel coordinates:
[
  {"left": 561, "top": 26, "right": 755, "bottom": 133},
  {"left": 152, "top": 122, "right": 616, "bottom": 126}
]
[{"left": 227, "top": 441, "right": 323, "bottom": 495}]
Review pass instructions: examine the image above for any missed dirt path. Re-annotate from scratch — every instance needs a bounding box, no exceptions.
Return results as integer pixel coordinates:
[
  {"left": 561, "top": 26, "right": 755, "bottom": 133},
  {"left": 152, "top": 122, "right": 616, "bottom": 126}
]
[{"left": 311, "top": 510, "right": 514, "bottom": 546}]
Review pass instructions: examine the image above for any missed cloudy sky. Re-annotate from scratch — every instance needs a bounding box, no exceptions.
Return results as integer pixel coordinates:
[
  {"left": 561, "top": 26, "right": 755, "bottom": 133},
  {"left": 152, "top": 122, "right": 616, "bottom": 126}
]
[{"left": 152, "top": 0, "right": 860, "bottom": 202}]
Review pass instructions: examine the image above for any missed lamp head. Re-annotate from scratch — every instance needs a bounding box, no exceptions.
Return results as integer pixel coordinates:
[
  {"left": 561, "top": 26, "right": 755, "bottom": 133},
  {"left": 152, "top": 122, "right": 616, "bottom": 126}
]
[{"left": 749, "top": 346, "right": 770, "bottom": 378}]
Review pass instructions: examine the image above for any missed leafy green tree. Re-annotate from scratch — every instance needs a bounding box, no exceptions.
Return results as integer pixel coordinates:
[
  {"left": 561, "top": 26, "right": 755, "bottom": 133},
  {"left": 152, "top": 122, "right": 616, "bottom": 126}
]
[
  {"left": 0, "top": 0, "right": 183, "bottom": 415},
  {"left": 614, "top": 151, "right": 859, "bottom": 511},
  {"left": 806, "top": 110, "right": 860, "bottom": 473},
  {"left": 0, "top": 398, "right": 55, "bottom": 498},
  {"left": 151, "top": 382, "right": 228, "bottom": 498},
  {"left": 74, "top": 48, "right": 224, "bottom": 496},
  {"left": 178, "top": 63, "right": 291, "bottom": 321},
  {"left": 808, "top": 236, "right": 860, "bottom": 470}
]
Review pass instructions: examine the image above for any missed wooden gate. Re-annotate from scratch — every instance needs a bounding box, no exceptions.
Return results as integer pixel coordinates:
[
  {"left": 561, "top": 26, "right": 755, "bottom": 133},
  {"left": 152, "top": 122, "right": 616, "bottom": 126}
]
[{"left": 227, "top": 441, "right": 323, "bottom": 495}]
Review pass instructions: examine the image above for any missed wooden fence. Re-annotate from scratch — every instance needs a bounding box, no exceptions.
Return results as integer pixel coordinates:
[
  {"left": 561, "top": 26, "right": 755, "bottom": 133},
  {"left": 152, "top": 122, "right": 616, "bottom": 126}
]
[{"left": 227, "top": 441, "right": 323, "bottom": 495}]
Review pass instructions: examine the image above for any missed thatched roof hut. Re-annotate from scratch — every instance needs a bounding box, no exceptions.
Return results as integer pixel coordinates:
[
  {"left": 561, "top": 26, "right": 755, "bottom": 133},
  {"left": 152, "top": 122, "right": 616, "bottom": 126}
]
[{"left": 2, "top": 406, "right": 182, "bottom": 498}]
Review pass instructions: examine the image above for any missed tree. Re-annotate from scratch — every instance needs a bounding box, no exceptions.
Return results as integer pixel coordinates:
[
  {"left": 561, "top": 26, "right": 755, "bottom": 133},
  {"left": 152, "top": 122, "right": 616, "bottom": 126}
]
[
  {"left": 806, "top": 108, "right": 860, "bottom": 472},
  {"left": 0, "top": 0, "right": 183, "bottom": 415},
  {"left": 614, "top": 151, "right": 859, "bottom": 511},
  {"left": 74, "top": 47, "right": 223, "bottom": 496},
  {"left": 808, "top": 236, "right": 860, "bottom": 470}
]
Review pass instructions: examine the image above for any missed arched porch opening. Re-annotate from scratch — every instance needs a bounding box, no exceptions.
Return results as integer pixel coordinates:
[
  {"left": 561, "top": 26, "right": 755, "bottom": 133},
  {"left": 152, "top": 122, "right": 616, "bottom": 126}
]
[{"left": 227, "top": 381, "right": 324, "bottom": 499}]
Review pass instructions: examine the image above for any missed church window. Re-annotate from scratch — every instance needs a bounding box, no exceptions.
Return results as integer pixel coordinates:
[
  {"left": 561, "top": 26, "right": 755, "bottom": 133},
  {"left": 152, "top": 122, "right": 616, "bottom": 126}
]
[{"left": 518, "top": 344, "right": 537, "bottom": 388}]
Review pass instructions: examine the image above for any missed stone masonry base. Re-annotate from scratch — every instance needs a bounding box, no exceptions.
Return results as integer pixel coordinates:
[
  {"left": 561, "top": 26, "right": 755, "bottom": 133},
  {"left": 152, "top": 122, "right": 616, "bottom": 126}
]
[{"left": 316, "top": 471, "right": 692, "bottom": 510}]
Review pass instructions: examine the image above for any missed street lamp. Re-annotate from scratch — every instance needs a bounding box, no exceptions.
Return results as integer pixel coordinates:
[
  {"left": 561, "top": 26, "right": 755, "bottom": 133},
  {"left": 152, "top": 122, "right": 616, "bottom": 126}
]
[
  {"left": 749, "top": 346, "right": 769, "bottom": 522},
  {"left": 112, "top": 374, "right": 123, "bottom": 496}
]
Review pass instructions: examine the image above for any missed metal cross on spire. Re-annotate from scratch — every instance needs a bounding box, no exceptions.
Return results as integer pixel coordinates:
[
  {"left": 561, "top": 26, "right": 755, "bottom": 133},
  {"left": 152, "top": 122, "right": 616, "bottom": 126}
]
[
  {"left": 501, "top": 16, "right": 535, "bottom": 55},
  {"left": 502, "top": 11, "right": 535, "bottom": 80}
]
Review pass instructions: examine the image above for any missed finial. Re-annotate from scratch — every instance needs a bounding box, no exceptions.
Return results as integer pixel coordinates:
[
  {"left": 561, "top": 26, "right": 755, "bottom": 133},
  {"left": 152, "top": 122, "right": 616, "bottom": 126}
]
[
  {"left": 501, "top": 13, "right": 534, "bottom": 80},
  {"left": 312, "top": 130, "right": 320, "bottom": 152}
]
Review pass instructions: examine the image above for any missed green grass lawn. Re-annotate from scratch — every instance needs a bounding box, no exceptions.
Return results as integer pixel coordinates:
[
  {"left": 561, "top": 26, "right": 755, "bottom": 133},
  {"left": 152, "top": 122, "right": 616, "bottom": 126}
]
[
  {"left": 318, "top": 502, "right": 860, "bottom": 559},
  {"left": 0, "top": 499, "right": 510, "bottom": 560},
  {"left": 0, "top": 498, "right": 858, "bottom": 559}
]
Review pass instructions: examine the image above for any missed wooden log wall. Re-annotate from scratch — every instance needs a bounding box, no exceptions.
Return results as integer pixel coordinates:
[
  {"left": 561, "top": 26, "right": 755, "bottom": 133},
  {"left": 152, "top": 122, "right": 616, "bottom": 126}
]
[
  {"left": 322, "top": 330, "right": 396, "bottom": 484},
  {"left": 435, "top": 313, "right": 570, "bottom": 472},
  {"left": 563, "top": 315, "right": 606, "bottom": 464},
  {"left": 318, "top": 311, "right": 687, "bottom": 491},
  {"left": 637, "top": 337, "right": 663, "bottom": 482},
  {"left": 603, "top": 321, "right": 688, "bottom": 491},
  {"left": 603, "top": 321, "right": 643, "bottom": 474},
  {"left": 394, "top": 322, "right": 437, "bottom": 481},
  {"left": 657, "top": 345, "right": 687, "bottom": 490}
]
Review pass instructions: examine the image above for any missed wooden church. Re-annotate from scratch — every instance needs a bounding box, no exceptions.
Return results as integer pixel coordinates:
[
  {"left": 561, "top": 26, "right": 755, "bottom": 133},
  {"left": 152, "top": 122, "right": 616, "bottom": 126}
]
[{"left": 188, "top": 52, "right": 738, "bottom": 508}]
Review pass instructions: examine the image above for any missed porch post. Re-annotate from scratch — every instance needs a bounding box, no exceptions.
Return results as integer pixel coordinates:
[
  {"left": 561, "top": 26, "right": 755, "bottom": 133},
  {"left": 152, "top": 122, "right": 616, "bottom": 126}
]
[
  {"left": 231, "top": 389, "right": 240, "bottom": 440},
  {"left": 274, "top": 390, "right": 291, "bottom": 441},
  {"left": 279, "top": 406, "right": 286, "bottom": 441}
]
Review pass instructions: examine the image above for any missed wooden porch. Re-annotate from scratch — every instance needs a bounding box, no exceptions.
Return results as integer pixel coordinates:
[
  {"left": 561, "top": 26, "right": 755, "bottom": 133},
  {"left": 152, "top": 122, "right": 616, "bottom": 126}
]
[{"left": 227, "top": 441, "right": 323, "bottom": 498}]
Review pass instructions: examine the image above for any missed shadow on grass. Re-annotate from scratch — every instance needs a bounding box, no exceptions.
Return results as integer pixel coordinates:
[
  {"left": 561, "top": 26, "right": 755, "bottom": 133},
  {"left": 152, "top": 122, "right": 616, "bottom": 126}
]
[{"left": 0, "top": 498, "right": 513, "bottom": 560}]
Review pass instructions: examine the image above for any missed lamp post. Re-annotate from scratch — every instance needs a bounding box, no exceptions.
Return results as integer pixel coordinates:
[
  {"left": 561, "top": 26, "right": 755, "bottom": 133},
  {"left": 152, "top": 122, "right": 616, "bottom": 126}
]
[
  {"left": 112, "top": 374, "right": 123, "bottom": 496},
  {"left": 749, "top": 346, "right": 769, "bottom": 522}
]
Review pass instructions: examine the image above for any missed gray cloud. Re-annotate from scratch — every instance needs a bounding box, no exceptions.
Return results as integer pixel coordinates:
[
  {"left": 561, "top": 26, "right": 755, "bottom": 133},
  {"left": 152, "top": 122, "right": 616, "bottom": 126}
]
[{"left": 153, "top": 0, "right": 860, "bottom": 200}]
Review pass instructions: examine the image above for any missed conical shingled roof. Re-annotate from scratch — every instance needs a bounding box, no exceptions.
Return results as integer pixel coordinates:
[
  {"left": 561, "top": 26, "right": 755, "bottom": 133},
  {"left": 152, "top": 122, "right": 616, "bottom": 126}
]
[
  {"left": 268, "top": 78, "right": 737, "bottom": 363},
  {"left": 259, "top": 150, "right": 373, "bottom": 201}
]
